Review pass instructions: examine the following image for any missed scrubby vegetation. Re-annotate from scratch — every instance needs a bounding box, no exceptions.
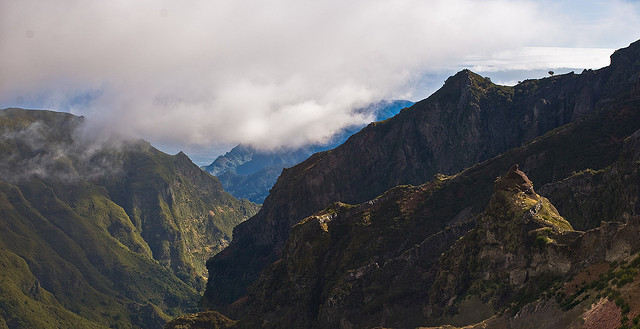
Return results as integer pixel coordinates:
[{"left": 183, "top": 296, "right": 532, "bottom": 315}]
[{"left": 0, "top": 108, "right": 259, "bottom": 328}]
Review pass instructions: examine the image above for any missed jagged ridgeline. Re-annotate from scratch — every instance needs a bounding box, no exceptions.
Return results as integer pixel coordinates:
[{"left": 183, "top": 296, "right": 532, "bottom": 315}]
[
  {"left": 203, "top": 39, "right": 640, "bottom": 311},
  {"left": 0, "top": 108, "right": 259, "bottom": 328},
  {"left": 171, "top": 131, "right": 640, "bottom": 328},
  {"left": 180, "top": 40, "right": 640, "bottom": 328}
]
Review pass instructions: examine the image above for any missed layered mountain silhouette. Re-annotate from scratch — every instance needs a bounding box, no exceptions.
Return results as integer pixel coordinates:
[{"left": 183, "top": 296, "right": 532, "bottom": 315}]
[
  {"left": 202, "top": 100, "right": 413, "bottom": 204},
  {"left": 0, "top": 109, "right": 259, "bottom": 328},
  {"left": 173, "top": 39, "right": 640, "bottom": 328}
]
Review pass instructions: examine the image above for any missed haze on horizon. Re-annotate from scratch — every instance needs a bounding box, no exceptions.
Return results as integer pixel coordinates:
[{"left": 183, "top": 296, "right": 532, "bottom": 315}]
[{"left": 1, "top": 0, "right": 639, "bottom": 164}]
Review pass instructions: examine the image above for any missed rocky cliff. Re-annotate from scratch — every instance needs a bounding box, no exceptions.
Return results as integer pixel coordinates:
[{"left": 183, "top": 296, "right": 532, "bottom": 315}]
[
  {"left": 0, "top": 108, "right": 259, "bottom": 328},
  {"left": 171, "top": 147, "right": 640, "bottom": 328},
  {"left": 203, "top": 40, "right": 640, "bottom": 308}
]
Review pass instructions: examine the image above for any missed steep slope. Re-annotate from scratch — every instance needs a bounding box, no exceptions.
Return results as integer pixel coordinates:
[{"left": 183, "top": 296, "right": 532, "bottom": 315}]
[
  {"left": 172, "top": 144, "right": 640, "bottom": 328},
  {"left": 539, "top": 128, "right": 640, "bottom": 231},
  {"left": 235, "top": 166, "right": 576, "bottom": 328},
  {"left": 428, "top": 165, "right": 575, "bottom": 324},
  {"left": 93, "top": 143, "right": 260, "bottom": 289},
  {"left": 203, "top": 100, "right": 413, "bottom": 204},
  {"left": 0, "top": 247, "right": 106, "bottom": 329},
  {"left": 203, "top": 40, "right": 640, "bottom": 307},
  {"left": 0, "top": 108, "right": 259, "bottom": 328}
]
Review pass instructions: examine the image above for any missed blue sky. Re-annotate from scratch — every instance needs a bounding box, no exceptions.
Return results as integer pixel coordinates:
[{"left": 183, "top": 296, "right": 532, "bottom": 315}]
[{"left": 1, "top": 0, "right": 639, "bottom": 164}]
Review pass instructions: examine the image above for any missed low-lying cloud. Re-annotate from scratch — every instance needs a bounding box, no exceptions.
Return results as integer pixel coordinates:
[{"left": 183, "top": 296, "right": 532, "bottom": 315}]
[
  {"left": 1, "top": 0, "right": 639, "bottom": 153},
  {"left": 0, "top": 118, "right": 129, "bottom": 184}
]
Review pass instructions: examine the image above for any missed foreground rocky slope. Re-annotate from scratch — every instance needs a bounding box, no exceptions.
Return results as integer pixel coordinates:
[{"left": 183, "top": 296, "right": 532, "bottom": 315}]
[
  {"left": 0, "top": 108, "right": 259, "bottom": 328},
  {"left": 203, "top": 40, "right": 640, "bottom": 308},
  {"left": 170, "top": 131, "right": 640, "bottom": 327}
]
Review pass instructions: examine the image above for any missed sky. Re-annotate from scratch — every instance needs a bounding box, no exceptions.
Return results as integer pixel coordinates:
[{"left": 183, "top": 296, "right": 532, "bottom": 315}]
[{"left": 1, "top": 0, "right": 639, "bottom": 165}]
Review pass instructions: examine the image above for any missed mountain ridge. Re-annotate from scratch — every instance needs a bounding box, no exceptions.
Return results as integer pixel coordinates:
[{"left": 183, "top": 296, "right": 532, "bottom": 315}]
[
  {"left": 202, "top": 39, "right": 640, "bottom": 308},
  {"left": 171, "top": 118, "right": 640, "bottom": 327},
  {"left": 0, "top": 108, "right": 259, "bottom": 328}
]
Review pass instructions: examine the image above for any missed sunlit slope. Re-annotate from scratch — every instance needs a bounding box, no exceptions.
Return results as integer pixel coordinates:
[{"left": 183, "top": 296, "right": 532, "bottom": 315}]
[{"left": 0, "top": 108, "right": 259, "bottom": 328}]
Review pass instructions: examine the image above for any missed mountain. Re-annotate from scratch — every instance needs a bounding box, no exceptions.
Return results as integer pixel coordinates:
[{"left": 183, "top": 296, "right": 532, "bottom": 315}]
[
  {"left": 202, "top": 100, "right": 414, "bottom": 204},
  {"left": 169, "top": 69, "right": 640, "bottom": 327},
  {"left": 201, "top": 40, "right": 640, "bottom": 310},
  {"left": 203, "top": 163, "right": 640, "bottom": 328},
  {"left": 0, "top": 108, "right": 259, "bottom": 328}
]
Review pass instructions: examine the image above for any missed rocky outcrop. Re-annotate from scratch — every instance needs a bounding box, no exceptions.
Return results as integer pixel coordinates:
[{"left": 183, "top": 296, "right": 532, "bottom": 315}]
[
  {"left": 495, "top": 164, "right": 535, "bottom": 194},
  {"left": 218, "top": 177, "right": 480, "bottom": 328},
  {"left": 203, "top": 40, "right": 640, "bottom": 307},
  {"left": 164, "top": 311, "right": 236, "bottom": 329},
  {"left": 188, "top": 165, "right": 640, "bottom": 329},
  {"left": 430, "top": 167, "right": 575, "bottom": 320}
]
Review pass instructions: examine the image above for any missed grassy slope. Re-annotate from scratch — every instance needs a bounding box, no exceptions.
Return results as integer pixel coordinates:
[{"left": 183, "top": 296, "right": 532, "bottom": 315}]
[
  {"left": 0, "top": 247, "right": 106, "bottom": 329},
  {"left": 0, "top": 108, "right": 259, "bottom": 328},
  {"left": 0, "top": 177, "right": 192, "bottom": 328}
]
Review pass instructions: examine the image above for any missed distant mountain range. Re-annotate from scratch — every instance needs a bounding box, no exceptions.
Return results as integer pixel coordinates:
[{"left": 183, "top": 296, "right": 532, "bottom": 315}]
[
  {"left": 0, "top": 109, "right": 258, "bottom": 328},
  {"left": 202, "top": 100, "right": 414, "bottom": 204},
  {"left": 166, "top": 39, "right": 640, "bottom": 328}
]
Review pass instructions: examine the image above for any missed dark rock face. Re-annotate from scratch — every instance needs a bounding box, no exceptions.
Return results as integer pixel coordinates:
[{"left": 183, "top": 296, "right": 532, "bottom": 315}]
[
  {"left": 495, "top": 164, "right": 535, "bottom": 194},
  {"left": 203, "top": 40, "right": 640, "bottom": 307},
  {"left": 429, "top": 168, "right": 574, "bottom": 321},
  {"left": 223, "top": 180, "right": 479, "bottom": 328},
  {"left": 197, "top": 165, "right": 640, "bottom": 328},
  {"left": 538, "top": 128, "right": 640, "bottom": 230}
]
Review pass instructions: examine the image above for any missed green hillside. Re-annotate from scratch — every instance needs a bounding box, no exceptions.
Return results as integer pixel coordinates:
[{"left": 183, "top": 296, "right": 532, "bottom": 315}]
[{"left": 0, "top": 108, "right": 259, "bottom": 328}]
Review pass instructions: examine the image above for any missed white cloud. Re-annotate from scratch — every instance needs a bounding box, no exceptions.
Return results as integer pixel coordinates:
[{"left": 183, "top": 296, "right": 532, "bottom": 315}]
[
  {"left": 464, "top": 47, "right": 615, "bottom": 73},
  {"left": 1, "top": 0, "right": 639, "bottom": 152}
]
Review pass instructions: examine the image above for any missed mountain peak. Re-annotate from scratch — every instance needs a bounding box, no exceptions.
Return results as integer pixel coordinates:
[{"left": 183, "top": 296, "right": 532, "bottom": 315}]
[
  {"left": 442, "top": 68, "right": 487, "bottom": 87},
  {"left": 433, "top": 68, "right": 499, "bottom": 103},
  {"left": 495, "top": 164, "right": 535, "bottom": 194},
  {"left": 482, "top": 166, "right": 573, "bottom": 238}
]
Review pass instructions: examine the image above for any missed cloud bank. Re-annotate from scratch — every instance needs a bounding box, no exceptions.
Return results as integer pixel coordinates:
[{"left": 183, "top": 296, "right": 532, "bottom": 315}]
[
  {"left": 1, "top": 0, "right": 639, "bottom": 152},
  {"left": 0, "top": 118, "right": 128, "bottom": 184}
]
